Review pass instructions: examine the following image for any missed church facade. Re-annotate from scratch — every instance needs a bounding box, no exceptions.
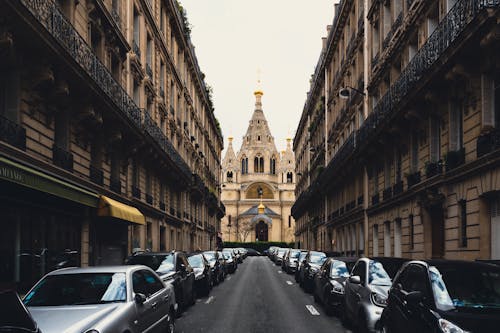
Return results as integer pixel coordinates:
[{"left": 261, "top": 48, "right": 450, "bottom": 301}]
[{"left": 221, "top": 90, "right": 295, "bottom": 243}]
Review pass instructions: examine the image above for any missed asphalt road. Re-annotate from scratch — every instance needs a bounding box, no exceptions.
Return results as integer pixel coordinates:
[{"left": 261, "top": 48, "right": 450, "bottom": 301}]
[{"left": 176, "top": 256, "right": 351, "bottom": 333}]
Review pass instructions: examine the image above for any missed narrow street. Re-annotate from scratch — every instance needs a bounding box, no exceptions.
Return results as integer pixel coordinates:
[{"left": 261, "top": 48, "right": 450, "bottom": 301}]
[{"left": 176, "top": 257, "right": 349, "bottom": 333}]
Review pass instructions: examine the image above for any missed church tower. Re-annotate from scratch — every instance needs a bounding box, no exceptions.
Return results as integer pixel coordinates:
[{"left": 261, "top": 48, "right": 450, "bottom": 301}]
[{"left": 221, "top": 89, "right": 296, "bottom": 243}]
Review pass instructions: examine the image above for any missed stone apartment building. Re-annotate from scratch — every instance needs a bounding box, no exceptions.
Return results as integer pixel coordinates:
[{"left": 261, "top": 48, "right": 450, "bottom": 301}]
[
  {"left": 293, "top": 0, "right": 500, "bottom": 261},
  {"left": 0, "top": 0, "right": 224, "bottom": 292}
]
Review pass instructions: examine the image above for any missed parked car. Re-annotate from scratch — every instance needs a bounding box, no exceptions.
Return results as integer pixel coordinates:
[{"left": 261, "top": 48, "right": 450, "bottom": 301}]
[
  {"left": 203, "top": 251, "right": 225, "bottom": 284},
  {"left": 217, "top": 251, "right": 229, "bottom": 276},
  {"left": 344, "top": 257, "right": 408, "bottom": 332},
  {"left": 125, "top": 251, "right": 195, "bottom": 310},
  {"left": 0, "top": 290, "right": 40, "bottom": 333},
  {"left": 299, "top": 251, "right": 327, "bottom": 292},
  {"left": 187, "top": 253, "right": 213, "bottom": 296},
  {"left": 23, "top": 265, "right": 176, "bottom": 333},
  {"left": 269, "top": 247, "right": 279, "bottom": 262},
  {"left": 223, "top": 248, "right": 242, "bottom": 263},
  {"left": 295, "top": 250, "right": 309, "bottom": 282},
  {"left": 313, "top": 257, "right": 357, "bottom": 316},
  {"left": 245, "top": 248, "right": 262, "bottom": 256},
  {"left": 275, "top": 248, "right": 289, "bottom": 266},
  {"left": 267, "top": 246, "right": 278, "bottom": 259},
  {"left": 222, "top": 250, "right": 238, "bottom": 273},
  {"left": 283, "top": 249, "right": 306, "bottom": 273},
  {"left": 378, "top": 259, "right": 500, "bottom": 333},
  {"left": 236, "top": 248, "right": 248, "bottom": 260}
]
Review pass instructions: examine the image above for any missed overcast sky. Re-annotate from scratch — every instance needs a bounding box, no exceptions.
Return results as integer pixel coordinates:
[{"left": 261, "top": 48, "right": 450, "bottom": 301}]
[{"left": 179, "top": 0, "right": 337, "bottom": 154}]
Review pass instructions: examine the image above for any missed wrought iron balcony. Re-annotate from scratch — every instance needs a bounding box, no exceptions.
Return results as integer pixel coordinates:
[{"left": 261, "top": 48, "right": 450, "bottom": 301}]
[
  {"left": 382, "top": 187, "right": 393, "bottom": 201},
  {"left": 357, "top": 195, "right": 364, "bottom": 206},
  {"left": 477, "top": 129, "right": 500, "bottom": 157},
  {"left": 133, "top": 40, "right": 141, "bottom": 58},
  {"left": 170, "top": 207, "right": 175, "bottom": 215},
  {"left": 132, "top": 186, "right": 141, "bottom": 199},
  {"left": 406, "top": 171, "right": 421, "bottom": 189},
  {"left": 159, "top": 201, "right": 166, "bottom": 211},
  {"left": 52, "top": 144, "right": 73, "bottom": 172},
  {"left": 110, "top": 178, "right": 121, "bottom": 194},
  {"left": 89, "top": 165, "right": 104, "bottom": 185},
  {"left": 0, "top": 115, "right": 26, "bottom": 150},
  {"left": 445, "top": 148, "right": 466, "bottom": 171},
  {"left": 372, "top": 193, "right": 380, "bottom": 205},
  {"left": 146, "top": 193, "right": 153, "bottom": 205},
  {"left": 393, "top": 181, "right": 404, "bottom": 196},
  {"left": 425, "top": 161, "right": 443, "bottom": 178}
]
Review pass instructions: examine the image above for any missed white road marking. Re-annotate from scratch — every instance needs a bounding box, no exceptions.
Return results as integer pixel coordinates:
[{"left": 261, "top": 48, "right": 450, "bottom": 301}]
[
  {"left": 286, "top": 281, "right": 293, "bottom": 285},
  {"left": 226, "top": 276, "right": 231, "bottom": 281},
  {"left": 278, "top": 270, "right": 283, "bottom": 274},
  {"left": 306, "top": 305, "right": 320, "bottom": 316},
  {"left": 205, "top": 296, "right": 214, "bottom": 304}
]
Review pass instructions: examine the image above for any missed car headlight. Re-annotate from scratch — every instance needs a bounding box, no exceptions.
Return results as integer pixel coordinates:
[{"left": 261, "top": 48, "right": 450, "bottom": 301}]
[
  {"left": 438, "top": 319, "right": 469, "bottom": 333},
  {"left": 371, "top": 292, "right": 388, "bottom": 307},
  {"left": 330, "top": 281, "right": 344, "bottom": 294}
]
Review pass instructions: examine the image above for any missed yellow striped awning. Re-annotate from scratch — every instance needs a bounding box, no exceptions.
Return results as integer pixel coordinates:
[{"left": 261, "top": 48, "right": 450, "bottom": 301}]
[{"left": 97, "top": 195, "right": 145, "bottom": 225}]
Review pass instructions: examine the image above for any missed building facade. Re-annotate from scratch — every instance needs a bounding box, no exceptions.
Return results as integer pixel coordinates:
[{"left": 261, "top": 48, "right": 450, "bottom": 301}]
[
  {"left": 221, "top": 90, "right": 296, "bottom": 243},
  {"left": 0, "top": 0, "right": 224, "bottom": 292},
  {"left": 293, "top": 0, "right": 500, "bottom": 260}
]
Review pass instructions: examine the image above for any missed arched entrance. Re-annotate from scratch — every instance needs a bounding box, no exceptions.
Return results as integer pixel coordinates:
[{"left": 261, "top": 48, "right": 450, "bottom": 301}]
[{"left": 255, "top": 221, "right": 268, "bottom": 241}]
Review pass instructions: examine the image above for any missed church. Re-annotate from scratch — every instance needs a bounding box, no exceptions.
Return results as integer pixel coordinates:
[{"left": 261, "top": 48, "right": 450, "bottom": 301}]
[{"left": 221, "top": 89, "right": 296, "bottom": 243}]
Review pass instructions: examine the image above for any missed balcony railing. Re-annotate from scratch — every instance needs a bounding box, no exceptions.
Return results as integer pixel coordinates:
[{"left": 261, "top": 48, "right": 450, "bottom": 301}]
[
  {"left": 477, "top": 129, "right": 500, "bottom": 157},
  {"left": 406, "top": 171, "right": 421, "bottom": 189},
  {"left": 382, "top": 187, "right": 393, "bottom": 201},
  {"left": 159, "top": 201, "right": 166, "bottom": 211},
  {"left": 393, "top": 181, "right": 404, "bottom": 196},
  {"left": 425, "top": 161, "right": 443, "bottom": 178},
  {"left": 110, "top": 178, "right": 121, "bottom": 194},
  {"left": 52, "top": 144, "right": 73, "bottom": 172},
  {"left": 132, "top": 186, "right": 141, "bottom": 199},
  {"left": 372, "top": 193, "right": 380, "bottom": 205},
  {"left": 445, "top": 148, "right": 466, "bottom": 171},
  {"left": 89, "top": 165, "right": 104, "bottom": 185},
  {"left": 146, "top": 193, "right": 153, "bottom": 205},
  {"left": 14, "top": 0, "right": 193, "bottom": 183},
  {"left": 0, "top": 115, "right": 26, "bottom": 150}
]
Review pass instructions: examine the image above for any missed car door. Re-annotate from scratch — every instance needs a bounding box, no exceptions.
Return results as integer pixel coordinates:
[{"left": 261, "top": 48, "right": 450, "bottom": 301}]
[
  {"left": 319, "top": 260, "right": 331, "bottom": 303},
  {"left": 346, "top": 261, "right": 366, "bottom": 318},
  {"left": 404, "top": 265, "right": 435, "bottom": 333},
  {"left": 140, "top": 269, "right": 171, "bottom": 332},
  {"left": 133, "top": 270, "right": 166, "bottom": 332},
  {"left": 388, "top": 265, "right": 413, "bottom": 332}
]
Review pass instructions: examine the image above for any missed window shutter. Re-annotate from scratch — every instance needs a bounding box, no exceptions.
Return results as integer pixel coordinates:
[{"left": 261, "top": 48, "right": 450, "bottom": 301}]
[{"left": 481, "top": 74, "right": 495, "bottom": 128}]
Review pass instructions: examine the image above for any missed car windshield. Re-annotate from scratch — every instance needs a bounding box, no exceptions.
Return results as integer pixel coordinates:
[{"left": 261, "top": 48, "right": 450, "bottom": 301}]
[
  {"left": 309, "top": 252, "right": 326, "bottom": 264},
  {"left": 429, "top": 265, "right": 500, "bottom": 311},
  {"left": 290, "top": 250, "right": 301, "bottom": 258},
  {"left": 278, "top": 249, "right": 287, "bottom": 256},
  {"left": 368, "top": 260, "right": 392, "bottom": 286},
  {"left": 299, "top": 252, "right": 308, "bottom": 262},
  {"left": 156, "top": 254, "right": 175, "bottom": 275},
  {"left": 223, "top": 252, "right": 232, "bottom": 260},
  {"left": 23, "top": 273, "right": 127, "bottom": 306},
  {"left": 126, "top": 255, "right": 163, "bottom": 271},
  {"left": 330, "top": 261, "right": 350, "bottom": 278},
  {"left": 188, "top": 255, "right": 205, "bottom": 268},
  {"left": 203, "top": 252, "right": 216, "bottom": 262}
]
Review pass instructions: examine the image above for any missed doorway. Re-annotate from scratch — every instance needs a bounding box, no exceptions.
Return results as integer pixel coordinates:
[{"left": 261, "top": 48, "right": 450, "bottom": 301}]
[
  {"left": 255, "top": 221, "right": 268, "bottom": 241},
  {"left": 430, "top": 205, "right": 445, "bottom": 258}
]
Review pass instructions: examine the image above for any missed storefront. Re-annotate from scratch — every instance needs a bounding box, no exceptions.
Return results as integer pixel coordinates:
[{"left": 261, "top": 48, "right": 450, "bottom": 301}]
[{"left": 0, "top": 156, "right": 98, "bottom": 292}]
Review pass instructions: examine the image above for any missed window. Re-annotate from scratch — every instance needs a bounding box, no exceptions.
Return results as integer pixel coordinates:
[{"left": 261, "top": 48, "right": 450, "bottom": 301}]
[
  {"left": 394, "top": 218, "right": 402, "bottom": 257},
  {"left": 459, "top": 199, "right": 467, "bottom": 247},
  {"left": 384, "top": 221, "right": 391, "bottom": 257},
  {"left": 395, "top": 150, "right": 402, "bottom": 183},
  {"left": 146, "top": 36, "right": 153, "bottom": 69},
  {"left": 288, "top": 216, "right": 291, "bottom": 228},
  {"left": 286, "top": 172, "right": 293, "bottom": 183},
  {"left": 481, "top": 73, "right": 498, "bottom": 128},
  {"left": 133, "top": 270, "right": 164, "bottom": 297},
  {"left": 411, "top": 131, "right": 419, "bottom": 173},
  {"left": 409, "top": 214, "right": 414, "bottom": 249},
  {"left": 430, "top": 117, "right": 441, "bottom": 162},
  {"left": 133, "top": 79, "right": 141, "bottom": 106},
  {"left": 373, "top": 224, "right": 379, "bottom": 256},
  {"left": 241, "top": 157, "right": 248, "bottom": 174},
  {"left": 270, "top": 158, "right": 276, "bottom": 174},
  {"left": 359, "top": 223, "right": 364, "bottom": 252},
  {"left": 133, "top": 10, "right": 140, "bottom": 46},
  {"left": 132, "top": 160, "right": 140, "bottom": 188},
  {"left": 384, "top": 159, "right": 392, "bottom": 188},
  {"left": 226, "top": 171, "right": 233, "bottom": 182},
  {"left": 449, "top": 99, "right": 464, "bottom": 151},
  {"left": 254, "top": 156, "right": 264, "bottom": 173}
]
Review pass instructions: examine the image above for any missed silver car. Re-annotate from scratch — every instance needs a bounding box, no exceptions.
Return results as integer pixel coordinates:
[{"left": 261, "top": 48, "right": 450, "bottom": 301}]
[
  {"left": 23, "top": 265, "right": 177, "bottom": 333},
  {"left": 344, "top": 257, "right": 408, "bottom": 332}
]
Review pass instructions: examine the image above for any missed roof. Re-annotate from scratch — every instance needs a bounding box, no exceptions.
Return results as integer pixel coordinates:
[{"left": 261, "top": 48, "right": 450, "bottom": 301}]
[
  {"left": 46, "top": 265, "right": 145, "bottom": 275},
  {"left": 240, "top": 205, "right": 281, "bottom": 217}
]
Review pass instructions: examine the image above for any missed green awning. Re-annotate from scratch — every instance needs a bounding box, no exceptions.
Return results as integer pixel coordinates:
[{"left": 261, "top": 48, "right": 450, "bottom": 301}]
[{"left": 0, "top": 157, "right": 99, "bottom": 207}]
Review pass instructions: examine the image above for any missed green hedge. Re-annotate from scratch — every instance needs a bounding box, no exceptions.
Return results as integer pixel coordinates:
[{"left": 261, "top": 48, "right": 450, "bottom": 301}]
[{"left": 223, "top": 241, "right": 295, "bottom": 253}]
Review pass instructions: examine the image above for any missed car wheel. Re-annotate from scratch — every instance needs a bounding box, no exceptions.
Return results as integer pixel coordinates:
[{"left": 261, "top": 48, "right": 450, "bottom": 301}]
[{"left": 166, "top": 309, "right": 175, "bottom": 333}]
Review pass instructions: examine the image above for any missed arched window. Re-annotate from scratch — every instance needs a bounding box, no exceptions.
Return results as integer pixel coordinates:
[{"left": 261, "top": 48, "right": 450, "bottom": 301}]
[
  {"left": 286, "top": 172, "right": 293, "bottom": 183},
  {"left": 254, "top": 156, "right": 264, "bottom": 173},
  {"left": 241, "top": 157, "right": 248, "bottom": 174},
  {"left": 227, "top": 171, "right": 233, "bottom": 182},
  {"left": 270, "top": 158, "right": 276, "bottom": 174},
  {"left": 259, "top": 157, "right": 264, "bottom": 173}
]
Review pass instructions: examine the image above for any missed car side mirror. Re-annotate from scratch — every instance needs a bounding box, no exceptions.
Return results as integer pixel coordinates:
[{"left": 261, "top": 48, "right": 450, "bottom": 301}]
[
  {"left": 349, "top": 275, "right": 361, "bottom": 284},
  {"left": 134, "top": 293, "right": 147, "bottom": 304},
  {"left": 405, "top": 291, "right": 423, "bottom": 306}
]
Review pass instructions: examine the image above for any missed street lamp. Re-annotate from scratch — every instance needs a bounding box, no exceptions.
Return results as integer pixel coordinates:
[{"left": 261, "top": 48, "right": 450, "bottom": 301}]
[{"left": 339, "top": 86, "right": 366, "bottom": 99}]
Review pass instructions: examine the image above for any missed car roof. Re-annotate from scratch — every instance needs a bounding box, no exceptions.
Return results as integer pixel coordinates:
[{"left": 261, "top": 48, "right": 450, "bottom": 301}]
[
  {"left": 46, "top": 265, "right": 147, "bottom": 275},
  {"left": 410, "top": 259, "right": 500, "bottom": 270}
]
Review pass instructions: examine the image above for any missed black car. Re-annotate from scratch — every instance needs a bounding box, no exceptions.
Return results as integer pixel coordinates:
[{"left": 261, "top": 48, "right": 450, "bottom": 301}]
[
  {"left": 222, "top": 250, "right": 237, "bottom": 273},
  {"left": 0, "top": 291, "right": 40, "bottom": 333},
  {"left": 283, "top": 249, "right": 306, "bottom": 273},
  {"left": 125, "top": 251, "right": 195, "bottom": 310},
  {"left": 203, "top": 251, "right": 225, "bottom": 284},
  {"left": 295, "top": 250, "right": 309, "bottom": 282},
  {"left": 245, "top": 248, "right": 262, "bottom": 256},
  {"left": 188, "top": 253, "right": 213, "bottom": 296},
  {"left": 312, "top": 257, "right": 357, "bottom": 316},
  {"left": 299, "top": 251, "right": 327, "bottom": 292},
  {"left": 379, "top": 260, "right": 500, "bottom": 333}
]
